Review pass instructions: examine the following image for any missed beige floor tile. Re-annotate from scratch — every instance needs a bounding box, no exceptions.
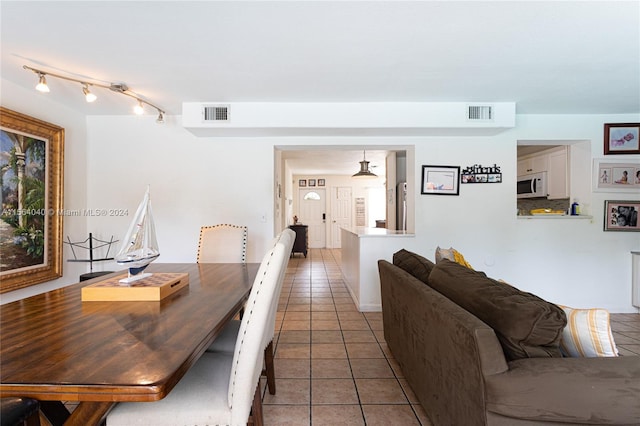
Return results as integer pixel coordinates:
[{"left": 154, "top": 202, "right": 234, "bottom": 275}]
[
  {"left": 372, "top": 329, "right": 386, "bottom": 342},
  {"left": 312, "top": 359, "right": 353, "bottom": 378},
  {"left": 312, "top": 311, "right": 338, "bottom": 321},
  {"left": 311, "top": 320, "right": 341, "bottom": 330},
  {"left": 289, "top": 297, "right": 311, "bottom": 304},
  {"left": 342, "top": 330, "right": 376, "bottom": 343},
  {"left": 275, "top": 358, "right": 311, "bottom": 378},
  {"left": 350, "top": 358, "right": 395, "bottom": 378},
  {"left": 285, "top": 311, "right": 311, "bottom": 321},
  {"left": 334, "top": 297, "right": 356, "bottom": 305},
  {"left": 387, "top": 358, "right": 404, "bottom": 378},
  {"left": 278, "top": 330, "right": 311, "bottom": 344},
  {"left": 362, "top": 405, "right": 421, "bottom": 426},
  {"left": 263, "top": 378, "right": 311, "bottom": 405},
  {"left": 311, "top": 343, "right": 348, "bottom": 359},
  {"left": 276, "top": 343, "right": 311, "bottom": 359},
  {"left": 356, "top": 379, "right": 408, "bottom": 404},
  {"left": 346, "top": 343, "right": 385, "bottom": 358},
  {"left": 311, "top": 330, "right": 344, "bottom": 343},
  {"left": 339, "top": 320, "right": 371, "bottom": 330},
  {"left": 263, "top": 404, "right": 310, "bottom": 425},
  {"left": 287, "top": 304, "right": 311, "bottom": 312},
  {"left": 367, "top": 319, "right": 384, "bottom": 330},
  {"left": 311, "top": 405, "right": 365, "bottom": 425},
  {"left": 337, "top": 311, "right": 366, "bottom": 320},
  {"left": 282, "top": 320, "right": 311, "bottom": 331},
  {"left": 311, "top": 304, "right": 337, "bottom": 312},
  {"left": 311, "top": 379, "right": 359, "bottom": 404},
  {"left": 336, "top": 303, "right": 358, "bottom": 312}
]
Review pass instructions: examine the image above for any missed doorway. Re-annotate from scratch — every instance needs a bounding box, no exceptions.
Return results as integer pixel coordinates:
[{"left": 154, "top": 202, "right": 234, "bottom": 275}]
[{"left": 299, "top": 188, "right": 326, "bottom": 248}]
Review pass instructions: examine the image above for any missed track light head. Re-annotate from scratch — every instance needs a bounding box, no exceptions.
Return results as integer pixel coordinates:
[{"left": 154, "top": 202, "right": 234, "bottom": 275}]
[
  {"left": 35, "top": 73, "right": 50, "bottom": 93},
  {"left": 156, "top": 111, "right": 165, "bottom": 124},
  {"left": 134, "top": 101, "right": 144, "bottom": 115},
  {"left": 82, "top": 84, "right": 97, "bottom": 102}
]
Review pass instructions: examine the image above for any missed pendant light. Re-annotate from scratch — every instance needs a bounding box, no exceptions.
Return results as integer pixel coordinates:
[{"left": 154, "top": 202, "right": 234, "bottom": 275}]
[{"left": 352, "top": 150, "right": 377, "bottom": 178}]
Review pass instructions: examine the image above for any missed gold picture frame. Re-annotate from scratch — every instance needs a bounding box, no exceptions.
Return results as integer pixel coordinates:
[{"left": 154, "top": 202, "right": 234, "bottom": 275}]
[{"left": 1, "top": 107, "right": 64, "bottom": 293}]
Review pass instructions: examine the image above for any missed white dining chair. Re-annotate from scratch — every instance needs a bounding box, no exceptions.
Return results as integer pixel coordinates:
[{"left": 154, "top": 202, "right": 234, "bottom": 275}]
[
  {"left": 107, "top": 242, "right": 287, "bottom": 426},
  {"left": 205, "top": 229, "right": 294, "bottom": 395},
  {"left": 197, "top": 224, "right": 248, "bottom": 263}
]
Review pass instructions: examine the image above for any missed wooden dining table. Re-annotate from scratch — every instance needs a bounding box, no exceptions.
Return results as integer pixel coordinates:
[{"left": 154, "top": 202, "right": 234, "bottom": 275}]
[{"left": 0, "top": 262, "right": 259, "bottom": 426}]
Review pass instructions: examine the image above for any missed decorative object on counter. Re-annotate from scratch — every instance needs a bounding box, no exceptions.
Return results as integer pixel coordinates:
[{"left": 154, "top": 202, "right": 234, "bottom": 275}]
[
  {"left": 421, "top": 165, "right": 460, "bottom": 195},
  {"left": 571, "top": 200, "right": 580, "bottom": 216},
  {"left": 293, "top": 215, "right": 298, "bottom": 225},
  {"left": 530, "top": 208, "right": 566, "bottom": 216},
  {"left": 604, "top": 123, "right": 640, "bottom": 155},
  {"left": 299, "top": 179, "right": 306, "bottom": 187},
  {"left": 115, "top": 186, "right": 160, "bottom": 283},
  {"left": 318, "top": 178, "right": 325, "bottom": 186},
  {"left": 593, "top": 159, "right": 640, "bottom": 192},
  {"left": 0, "top": 107, "right": 64, "bottom": 293},
  {"left": 461, "top": 163, "right": 502, "bottom": 184},
  {"left": 65, "top": 232, "right": 118, "bottom": 281},
  {"left": 603, "top": 200, "right": 639, "bottom": 232}
]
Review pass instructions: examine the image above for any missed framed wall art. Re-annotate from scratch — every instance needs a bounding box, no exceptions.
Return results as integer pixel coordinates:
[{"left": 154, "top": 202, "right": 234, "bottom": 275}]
[
  {"left": 604, "top": 200, "right": 639, "bottom": 232},
  {"left": 421, "top": 165, "right": 460, "bottom": 195},
  {"left": 604, "top": 123, "right": 640, "bottom": 155},
  {"left": 0, "top": 107, "right": 64, "bottom": 293},
  {"left": 318, "top": 179, "right": 325, "bottom": 187},
  {"left": 308, "top": 179, "right": 316, "bottom": 187},
  {"left": 593, "top": 158, "right": 640, "bottom": 192},
  {"left": 299, "top": 179, "right": 307, "bottom": 187}
]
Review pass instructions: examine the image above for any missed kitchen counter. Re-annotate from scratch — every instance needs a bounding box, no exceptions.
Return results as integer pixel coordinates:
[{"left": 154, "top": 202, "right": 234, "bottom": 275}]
[
  {"left": 517, "top": 215, "right": 593, "bottom": 220},
  {"left": 340, "top": 227, "right": 415, "bottom": 311}
]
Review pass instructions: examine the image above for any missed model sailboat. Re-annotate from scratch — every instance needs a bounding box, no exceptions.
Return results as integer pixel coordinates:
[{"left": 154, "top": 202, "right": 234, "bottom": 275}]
[{"left": 115, "top": 186, "right": 160, "bottom": 284}]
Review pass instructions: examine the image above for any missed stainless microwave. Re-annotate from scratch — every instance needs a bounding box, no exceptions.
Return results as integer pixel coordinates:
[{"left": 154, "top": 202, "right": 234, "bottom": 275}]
[{"left": 517, "top": 172, "right": 547, "bottom": 198}]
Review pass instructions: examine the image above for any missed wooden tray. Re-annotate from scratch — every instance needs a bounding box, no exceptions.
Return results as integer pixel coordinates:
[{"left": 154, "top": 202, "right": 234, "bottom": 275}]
[{"left": 81, "top": 272, "right": 189, "bottom": 301}]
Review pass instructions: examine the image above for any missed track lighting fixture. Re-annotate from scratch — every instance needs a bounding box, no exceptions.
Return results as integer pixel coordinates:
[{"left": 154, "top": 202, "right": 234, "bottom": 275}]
[
  {"left": 24, "top": 65, "right": 165, "bottom": 123},
  {"left": 352, "top": 149, "right": 378, "bottom": 178}
]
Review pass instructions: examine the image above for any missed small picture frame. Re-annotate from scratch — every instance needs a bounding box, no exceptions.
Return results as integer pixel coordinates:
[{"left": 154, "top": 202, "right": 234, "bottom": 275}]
[
  {"left": 299, "top": 179, "right": 307, "bottom": 187},
  {"left": 604, "top": 200, "right": 640, "bottom": 232},
  {"left": 604, "top": 123, "right": 640, "bottom": 155},
  {"left": 318, "top": 178, "right": 325, "bottom": 187},
  {"left": 421, "top": 165, "right": 460, "bottom": 195},
  {"left": 308, "top": 179, "right": 316, "bottom": 187},
  {"left": 593, "top": 159, "right": 640, "bottom": 192}
]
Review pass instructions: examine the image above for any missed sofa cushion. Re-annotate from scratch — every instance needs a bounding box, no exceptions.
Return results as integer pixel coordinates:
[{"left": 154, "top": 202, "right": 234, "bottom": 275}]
[
  {"left": 559, "top": 305, "right": 619, "bottom": 357},
  {"left": 392, "top": 249, "right": 435, "bottom": 284},
  {"left": 485, "top": 356, "right": 640, "bottom": 424},
  {"left": 428, "top": 260, "right": 567, "bottom": 360}
]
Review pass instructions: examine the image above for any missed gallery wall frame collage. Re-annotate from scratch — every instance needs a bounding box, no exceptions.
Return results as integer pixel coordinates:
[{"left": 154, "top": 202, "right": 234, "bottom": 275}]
[{"left": 599, "top": 122, "right": 640, "bottom": 232}]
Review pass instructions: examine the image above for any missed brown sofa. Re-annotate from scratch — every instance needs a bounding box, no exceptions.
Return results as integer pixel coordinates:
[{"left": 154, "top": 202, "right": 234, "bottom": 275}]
[{"left": 378, "top": 250, "right": 640, "bottom": 426}]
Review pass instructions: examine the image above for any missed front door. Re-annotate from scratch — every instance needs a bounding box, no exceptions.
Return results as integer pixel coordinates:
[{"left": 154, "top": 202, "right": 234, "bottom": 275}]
[{"left": 299, "top": 188, "right": 326, "bottom": 248}]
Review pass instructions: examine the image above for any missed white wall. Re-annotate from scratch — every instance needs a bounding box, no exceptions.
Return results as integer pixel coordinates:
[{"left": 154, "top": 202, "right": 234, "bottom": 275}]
[
  {"left": 2, "top": 91, "right": 639, "bottom": 313},
  {"left": 1, "top": 79, "right": 88, "bottom": 303}
]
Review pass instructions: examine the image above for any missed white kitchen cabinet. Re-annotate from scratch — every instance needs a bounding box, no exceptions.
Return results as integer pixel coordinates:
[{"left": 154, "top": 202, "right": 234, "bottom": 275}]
[
  {"left": 517, "top": 154, "right": 548, "bottom": 176},
  {"left": 547, "top": 147, "right": 569, "bottom": 199}
]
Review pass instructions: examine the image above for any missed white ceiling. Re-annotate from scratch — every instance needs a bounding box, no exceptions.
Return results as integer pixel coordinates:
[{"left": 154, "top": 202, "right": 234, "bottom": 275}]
[{"left": 1, "top": 1, "right": 638, "bottom": 175}]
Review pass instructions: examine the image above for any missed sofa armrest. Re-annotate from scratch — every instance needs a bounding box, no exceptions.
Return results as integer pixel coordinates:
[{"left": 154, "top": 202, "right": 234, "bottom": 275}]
[{"left": 485, "top": 355, "right": 640, "bottom": 424}]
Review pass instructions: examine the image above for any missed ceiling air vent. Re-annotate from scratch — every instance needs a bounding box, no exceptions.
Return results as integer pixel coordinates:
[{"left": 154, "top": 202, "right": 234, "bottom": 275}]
[
  {"left": 203, "top": 105, "right": 230, "bottom": 122},
  {"left": 467, "top": 105, "right": 493, "bottom": 121}
]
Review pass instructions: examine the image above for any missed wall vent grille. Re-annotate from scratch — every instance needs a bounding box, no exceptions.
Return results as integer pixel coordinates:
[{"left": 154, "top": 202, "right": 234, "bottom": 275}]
[
  {"left": 203, "top": 105, "right": 230, "bottom": 122},
  {"left": 467, "top": 105, "right": 493, "bottom": 121}
]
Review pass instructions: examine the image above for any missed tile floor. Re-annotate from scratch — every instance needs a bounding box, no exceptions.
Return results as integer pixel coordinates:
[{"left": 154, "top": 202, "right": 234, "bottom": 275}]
[{"left": 262, "top": 248, "right": 431, "bottom": 426}]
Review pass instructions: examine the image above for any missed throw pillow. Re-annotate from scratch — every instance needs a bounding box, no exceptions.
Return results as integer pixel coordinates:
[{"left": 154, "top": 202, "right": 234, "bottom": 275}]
[
  {"left": 435, "top": 246, "right": 474, "bottom": 269},
  {"left": 559, "top": 305, "right": 619, "bottom": 357},
  {"left": 392, "top": 249, "right": 435, "bottom": 284},
  {"left": 428, "top": 260, "right": 567, "bottom": 360}
]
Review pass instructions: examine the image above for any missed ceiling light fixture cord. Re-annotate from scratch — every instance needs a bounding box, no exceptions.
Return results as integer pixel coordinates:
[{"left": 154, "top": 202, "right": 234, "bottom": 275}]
[{"left": 23, "top": 65, "right": 165, "bottom": 123}]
